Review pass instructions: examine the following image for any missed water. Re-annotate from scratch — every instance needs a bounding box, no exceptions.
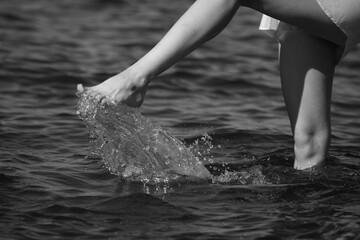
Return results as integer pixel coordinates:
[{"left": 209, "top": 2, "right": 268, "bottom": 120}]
[
  {"left": 76, "top": 94, "right": 210, "bottom": 180},
  {"left": 1, "top": 0, "right": 360, "bottom": 239}
]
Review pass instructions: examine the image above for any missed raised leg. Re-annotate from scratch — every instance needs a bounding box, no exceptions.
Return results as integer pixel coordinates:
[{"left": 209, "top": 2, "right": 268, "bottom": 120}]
[
  {"left": 279, "top": 30, "right": 337, "bottom": 169},
  {"left": 78, "top": 0, "right": 241, "bottom": 107},
  {"left": 79, "top": 0, "right": 346, "bottom": 107}
]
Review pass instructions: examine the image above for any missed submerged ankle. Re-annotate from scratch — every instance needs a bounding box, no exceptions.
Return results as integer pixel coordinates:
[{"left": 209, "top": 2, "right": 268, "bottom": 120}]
[
  {"left": 294, "top": 155, "right": 325, "bottom": 170},
  {"left": 294, "top": 147, "right": 326, "bottom": 170},
  {"left": 293, "top": 128, "right": 330, "bottom": 170}
]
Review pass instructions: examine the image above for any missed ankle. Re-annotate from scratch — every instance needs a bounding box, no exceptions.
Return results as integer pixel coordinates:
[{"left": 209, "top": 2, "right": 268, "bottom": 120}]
[
  {"left": 294, "top": 146, "right": 327, "bottom": 170},
  {"left": 294, "top": 156, "right": 325, "bottom": 170},
  {"left": 293, "top": 129, "right": 330, "bottom": 170},
  {"left": 126, "top": 64, "right": 150, "bottom": 87}
]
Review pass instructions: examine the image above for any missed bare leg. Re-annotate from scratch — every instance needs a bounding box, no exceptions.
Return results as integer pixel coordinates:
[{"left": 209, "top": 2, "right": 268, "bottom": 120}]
[
  {"left": 279, "top": 31, "right": 337, "bottom": 169},
  {"left": 243, "top": 0, "right": 341, "bottom": 169},
  {"left": 79, "top": 0, "right": 346, "bottom": 106},
  {"left": 78, "top": 0, "right": 241, "bottom": 107}
]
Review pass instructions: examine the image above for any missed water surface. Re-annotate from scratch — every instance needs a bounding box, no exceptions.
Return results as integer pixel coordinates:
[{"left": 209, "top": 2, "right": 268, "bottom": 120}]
[{"left": 1, "top": 0, "right": 360, "bottom": 239}]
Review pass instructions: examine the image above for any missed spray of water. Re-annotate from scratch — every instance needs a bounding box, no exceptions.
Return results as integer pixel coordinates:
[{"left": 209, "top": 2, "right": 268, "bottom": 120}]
[{"left": 77, "top": 95, "right": 211, "bottom": 183}]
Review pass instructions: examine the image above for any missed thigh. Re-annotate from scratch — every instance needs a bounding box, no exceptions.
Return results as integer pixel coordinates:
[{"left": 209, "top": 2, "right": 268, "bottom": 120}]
[{"left": 242, "top": 0, "right": 347, "bottom": 46}]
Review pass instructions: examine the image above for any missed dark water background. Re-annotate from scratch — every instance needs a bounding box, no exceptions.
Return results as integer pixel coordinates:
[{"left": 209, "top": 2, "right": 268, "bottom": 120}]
[{"left": 1, "top": 0, "right": 360, "bottom": 239}]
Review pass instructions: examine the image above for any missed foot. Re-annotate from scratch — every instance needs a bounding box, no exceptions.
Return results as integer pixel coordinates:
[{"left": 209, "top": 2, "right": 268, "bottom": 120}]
[
  {"left": 294, "top": 159, "right": 325, "bottom": 170},
  {"left": 76, "top": 67, "right": 149, "bottom": 107},
  {"left": 293, "top": 145, "right": 327, "bottom": 170}
]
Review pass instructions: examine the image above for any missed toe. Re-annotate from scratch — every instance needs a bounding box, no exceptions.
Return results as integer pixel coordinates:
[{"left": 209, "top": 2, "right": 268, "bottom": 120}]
[
  {"left": 76, "top": 84, "right": 92, "bottom": 98},
  {"left": 77, "top": 83, "right": 85, "bottom": 93},
  {"left": 76, "top": 84, "right": 85, "bottom": 97},
  {"left": 88, "top": 92, "right": 106, "bottom": 106},
  {"left": 94, "top": 94, "right": 103, "bottom": 103},
  {"left": 101, "top": 96, "right": 116, "bottom": 106},
  {"left": 82, "top": 90, "right": 96, "bottom": 103}
]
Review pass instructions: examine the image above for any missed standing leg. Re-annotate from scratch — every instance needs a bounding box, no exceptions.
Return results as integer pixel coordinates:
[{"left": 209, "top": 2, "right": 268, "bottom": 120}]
[{"left": 279, "top": 30, "right": 337, "bottom": 169}]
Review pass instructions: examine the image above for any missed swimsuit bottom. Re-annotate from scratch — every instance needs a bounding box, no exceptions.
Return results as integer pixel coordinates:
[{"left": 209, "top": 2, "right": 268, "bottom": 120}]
[{"left": 259, "top": 0, "right": 360, "bottom": 61}]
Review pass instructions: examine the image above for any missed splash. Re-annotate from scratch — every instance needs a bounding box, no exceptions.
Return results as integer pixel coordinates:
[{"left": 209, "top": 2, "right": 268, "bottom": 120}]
[
  {"left": 212, "top": 166, "right": 269, "bottom": 185},
  {"left": 77, "top": 94, "right": 211, "bottom": 182},
  {"left": 189, "top": 134, "right": 216, "bottom": 165},
  {"left": 189, "top": 134, "right": 269, "bottom": 185}
]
